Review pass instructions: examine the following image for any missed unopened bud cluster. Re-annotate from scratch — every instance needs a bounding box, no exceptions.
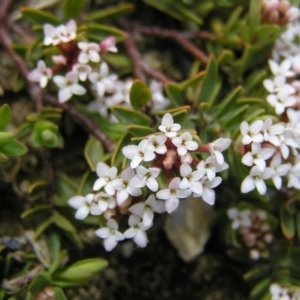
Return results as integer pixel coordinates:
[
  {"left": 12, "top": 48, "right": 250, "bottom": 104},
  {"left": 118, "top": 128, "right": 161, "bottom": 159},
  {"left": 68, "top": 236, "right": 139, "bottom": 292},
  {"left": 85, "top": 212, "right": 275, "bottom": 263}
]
[
  {"left": 227, "top": 208, "right": 274, "bottom": 260},
  {"left": 69, "top": 114, "right": 231, "bottom": 251},
  {"left": 261, "top": 0, "right": 299, "bottom": 25}
]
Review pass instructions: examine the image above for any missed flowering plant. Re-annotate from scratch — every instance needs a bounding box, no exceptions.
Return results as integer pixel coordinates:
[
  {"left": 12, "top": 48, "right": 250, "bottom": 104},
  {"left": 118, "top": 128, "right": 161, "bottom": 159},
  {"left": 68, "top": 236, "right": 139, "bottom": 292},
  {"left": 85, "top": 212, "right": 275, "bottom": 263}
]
[{"left": 1, "top": 0, "right": 300, "bottom": 299}]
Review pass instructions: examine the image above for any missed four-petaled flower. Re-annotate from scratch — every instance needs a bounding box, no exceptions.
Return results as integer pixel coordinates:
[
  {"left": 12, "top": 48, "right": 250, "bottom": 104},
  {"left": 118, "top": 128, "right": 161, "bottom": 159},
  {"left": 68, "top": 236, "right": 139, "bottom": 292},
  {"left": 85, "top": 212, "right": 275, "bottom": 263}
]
[
  {"left": 156, "top": 177, "right": 191, "bottom": 213},
  {"left": 53, "top": 71, "right": 86, "bottom": 103},
  {"left": 95, "top": 219, "right": 124, "bottom": 251},
  {"left": 93, "top": 162, "right": 118, "bottom": 195},
  {"left": 122, "top": 139, "right": 155, "bottom": 169},
  {"left": 172, "top": 132, "right": 198, "bottom": 156},
  {"left": 28, "top": 60, "right": 52, "bottom": 88},
  {"left": 158, "top": 113, "right": 181, "bottom": 138}
]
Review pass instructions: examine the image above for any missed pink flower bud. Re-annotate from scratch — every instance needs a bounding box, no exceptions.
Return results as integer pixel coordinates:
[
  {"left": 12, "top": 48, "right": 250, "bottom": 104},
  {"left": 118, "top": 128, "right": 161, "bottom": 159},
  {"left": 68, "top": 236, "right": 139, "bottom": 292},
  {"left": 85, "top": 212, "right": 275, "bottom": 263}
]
[
  {"left": 52, "top": 55, "right": 67, "bottom": 65},
  {"left": 249, "top": 249, "right": 260, "bottom": 260},
  {"left": 100, "top": 36, "right": 118, "bottom": 54}
]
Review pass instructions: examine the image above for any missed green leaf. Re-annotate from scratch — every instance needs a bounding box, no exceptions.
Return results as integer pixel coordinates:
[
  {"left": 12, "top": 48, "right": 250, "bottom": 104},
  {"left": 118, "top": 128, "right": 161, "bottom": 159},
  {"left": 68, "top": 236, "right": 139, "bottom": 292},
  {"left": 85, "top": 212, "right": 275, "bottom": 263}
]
[
  {"left": 215, "top": 86, "right": 243, "bottom": 118},
  {"left": 20, "top": 8, "right": 61, "bottom": 26},
  {"left": 0, "top": 139, "right": 27, "bottom": 157},
  {"left": 248, "top": 0, "right": 261, "bottom": 30},
  {"left": 217, "top": 49, "right": 234, "bottom": 65},
  {"left": 48, "top": 233, "right": 61, "bottom": 274},
  {"left": 27, "top": 180, "right": 49, "bottom": 197},
  {"left": 253, "top": 25, "right": 281, "bottom": 47},
  {"left": 111, "top": 106, "right": 151, "bottom": 126},
  {"left": 56, "top": 174, "right": 78, "bottom": 200},
  {"left": 243, "top": 265, "right": 271, "bottom": 282},
  {"left": 87, "top": 3, "right": 135, "bottom": 21},
  {"left": 62, "top": 231, "right": 83, "bottom": 249},
  {"left": 111, "top": 133, "right": 132, "bottom": 167},
  {"left": 0, "top": 132, "right": 14, "bottom": 146},
  {"left": 21, "top": 204, "right": 52, "bottom": 219},
  {"left": 0, "top": 104, "right": 11, "bottom": 131},
  {"left": 28, "top": 273, "right": 52, "bottom": 297},
  {"left": 81, "top": 24, "right": 127, "bottom": 42},
  {"left": 53, "top": 267, "right": 93, "bottom": 283},
  {"left": 35, "top": 218, "right": 54, "bottom": 239},
  {"left": 53, "top": 287, "right": 68, "bottom": 300},
  {"left": 53, "top": 213, "right": 76, "bottom": 233},
  {"left": 84, "top": 137, "right": 104, "bottom": 172},
  {"left": 165, "top": 83, "right": 184, "bottom": 107},
  {"left": 179, "top": 71, "right": 206, "bottom": 90},
  {"left": 249, "top": 278, "right": 271, "bottom": 300},
  {"left": 126, "top": 125, "right": 155, "bottom": 137},
  {"left": 296, "top": 211, "right": 300, "bottom": 241},
  {"left": 129, "top": 80, "right": 152, "bottom": 109},
  {"left": 197, "top": 55, "right": 218, "bottom": 105},
  {"left": 62, "top": 0, "right": 85, "bottom": 18},
  {"left": 280, "top": 205, "right": 295, "bottom": 240},
  {"left": 69, "top": 258, "right": 108, "bottom": 274}
]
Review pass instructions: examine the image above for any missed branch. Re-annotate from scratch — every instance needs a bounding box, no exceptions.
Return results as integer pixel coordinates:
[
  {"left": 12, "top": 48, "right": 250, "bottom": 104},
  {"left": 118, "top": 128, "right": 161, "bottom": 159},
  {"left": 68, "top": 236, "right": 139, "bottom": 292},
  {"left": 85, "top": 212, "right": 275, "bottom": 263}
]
[
  {"left": 0, "top": 25, "right": 43, "bottom": 112},
  {"left": 123, "top": 35, "right": 146, "bottom": 82},
  {"left": 136, "top": 26, "right": 210, "bottom": 63},
  {"left": 43, "top": 94, "right": 114, "bottom": 152}
]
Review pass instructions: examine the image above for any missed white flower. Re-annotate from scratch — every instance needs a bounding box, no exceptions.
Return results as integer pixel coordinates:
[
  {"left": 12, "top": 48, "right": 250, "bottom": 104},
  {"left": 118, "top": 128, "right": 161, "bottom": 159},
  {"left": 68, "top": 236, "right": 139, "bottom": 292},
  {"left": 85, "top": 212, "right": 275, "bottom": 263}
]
[
  {"left": 242, "top": 143, "right": 275, "bottom": 172},
  {"left": 156, "top": 177, "right": 191, "bottom": 213},
  {"left": 53, "top": 71, "right": 86, "bottom": 103},
  {"left": 241, "top": 166, "right": 274, "bottom": 195},
  {"left": 68, "top": 193, "right": 101, "bottom": 220},
  {"left": 124, "top": 215, "right": 151, "bottom": 248},
  {"left": 129, "top": 195, "right": 165, "bottom": 227},
  {"left": 94, "top": 192, "right": 116, "bottom": 212},
  {"left": 194, "top": 176, "right": 222, "bottom": 205},
  {"left": 100, "top": 36, "right": 118, "bottom": 53},
  {"left": 208, "top": 138, "right": 232, "bottom": 164},
  {"left": 59, "top": 20, "right": 77, "bottom": 43},
  {"left": 267, "top": 85, "right": 296, "bottom": 115},
  {"left": 87, "top": 96, "right": 110, "bottom": 118},
  {"left": 197, "top": 155, "right": 229, "bottom": 181},
  {"left": 122, "top": 139, "right": 155, "bottom": 169},
  {"left": 270, "top": 283, "right": 290, "bottom": 300},
  {"left": 77, "top": 42, "right": 100, "bottom": 64},
  {"left": 269, "top": 153, "right": 291, "bottom": 190},
  {"left": 172, "top": 132, "right": 198, "bottom": 156},
  {"left": 112, "top": 168, "right": 142, "bottom": 205},
  {"left": 288, "top": 156, "right": 300, "bottom": 189},
  {"left": 95, "top": 219, "right": 124, "bottom": 251},
  {"left": 72, "top": 63, "right": 92, "bottom": 81},
  {"left": 129, "top": 166, "right": 161, "bottom": 192},
  {"left": 93, "top": 162, "right": 118, "bottom": 195},
  {"left": 28, "top": 60, "right": 52, "bottom": 88},
  {"left": 269, "top": 59, "right": 295, "bottom": 80},
  {"left": 263, "top": 118, "right": 285, "bottom": 146},
  {"left": 146, "top": 135, "right": 167, "bottom": 154},
  {"left": 240, "top": 120, "right": 264, "bottom": 145},
  {"left": 88, "top": 62, "right": 117, "bottom": 96},
  {"left": 263, "top": 76, "right": 286, "bottom": 94},
  {"left": 179, "top": 163, "right": 205, "bottom": 194},
  {"left": 43, "top": 20, "right": 76, "bottom": 45},
  {"left": 149, "top": 80, "right": 170, "bottom": 110},
  {"left": 158, "top": 113, "right": 181, "bottom": 138},
  {"left": 227, "top": 208, "right": 252, "bottom": 230}
]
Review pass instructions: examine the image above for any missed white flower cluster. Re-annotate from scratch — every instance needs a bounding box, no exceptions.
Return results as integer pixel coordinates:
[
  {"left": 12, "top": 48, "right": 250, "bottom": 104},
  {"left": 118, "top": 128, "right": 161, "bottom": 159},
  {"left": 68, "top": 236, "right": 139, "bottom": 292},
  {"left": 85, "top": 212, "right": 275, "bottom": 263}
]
[
  {"left": 227, "top": 208, "right": 273, "bottom": 260},
  {"left": 28, "top": 20, "right": 170, "bottom": 122},
  {"left": 270, "top": 283, "right": 300, "bottom": 300},
  {"left": 263, "top": 13, "right": 300, "bottom": 115},
  {"left": 241, "top": 10, "right": 300, "bottom": 195},
  {"left": 240, "top": 116, "right": 300, "bottom": 195},
  {"left": 68, "top": 113, "right": 231, "bottom": 251}
]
